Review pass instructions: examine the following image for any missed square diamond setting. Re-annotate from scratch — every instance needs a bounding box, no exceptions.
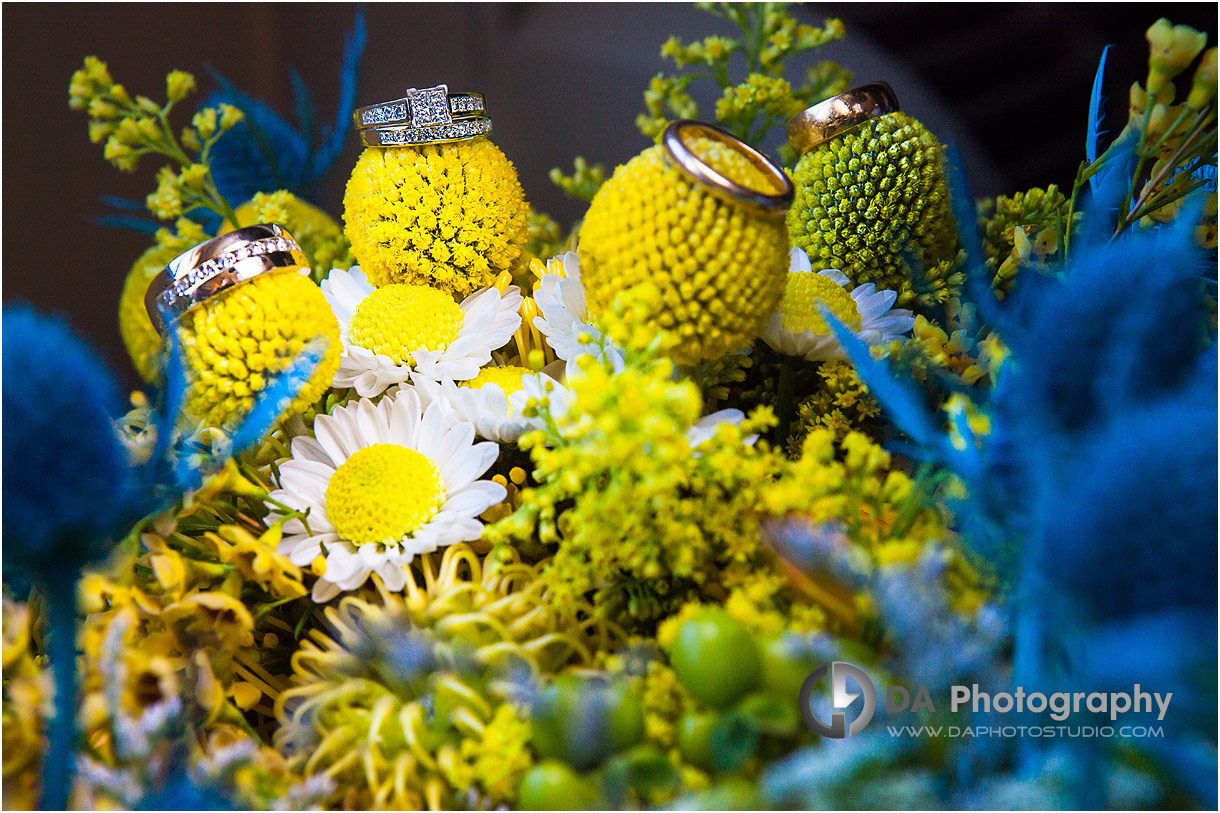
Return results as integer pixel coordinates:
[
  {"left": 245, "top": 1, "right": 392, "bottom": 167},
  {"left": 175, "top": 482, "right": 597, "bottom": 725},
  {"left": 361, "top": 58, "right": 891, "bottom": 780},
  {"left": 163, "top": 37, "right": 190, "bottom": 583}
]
[{"left": 408, "top": 85, "right": 452, "bottom": 128}]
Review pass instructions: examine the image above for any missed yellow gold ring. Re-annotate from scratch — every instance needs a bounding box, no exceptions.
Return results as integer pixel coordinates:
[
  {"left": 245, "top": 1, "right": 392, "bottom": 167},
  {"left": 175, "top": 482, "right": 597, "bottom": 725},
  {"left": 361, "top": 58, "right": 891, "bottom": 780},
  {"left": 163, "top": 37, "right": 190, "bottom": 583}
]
[
  {"left": 786, "top": 82, "right": 900, "bottom": 156},
  {"left": 661, "top": 119, "right": 794, "bottom": 216}
]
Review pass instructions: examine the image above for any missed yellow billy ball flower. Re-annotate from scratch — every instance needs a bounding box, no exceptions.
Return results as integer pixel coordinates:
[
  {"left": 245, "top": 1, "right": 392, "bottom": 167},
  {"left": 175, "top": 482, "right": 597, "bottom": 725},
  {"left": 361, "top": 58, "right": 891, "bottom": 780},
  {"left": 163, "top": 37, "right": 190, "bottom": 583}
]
[
  {"left": 578, "top": 136, "right": 789, "bottom": 365},
  {"left": 227, "top": 190, "right": 354, "bottom": 277},
  {"left": 787, "top": 113, "right": 957, "bottom": 309},
  {"left": 119, "top": 240, "right": 181, "bottom": 382},
  {"left": 343, "top": 140, "right": 529, "bottom": 298},
  {"left": 177, "top": 270, "right": 341, "bottom": 428}
]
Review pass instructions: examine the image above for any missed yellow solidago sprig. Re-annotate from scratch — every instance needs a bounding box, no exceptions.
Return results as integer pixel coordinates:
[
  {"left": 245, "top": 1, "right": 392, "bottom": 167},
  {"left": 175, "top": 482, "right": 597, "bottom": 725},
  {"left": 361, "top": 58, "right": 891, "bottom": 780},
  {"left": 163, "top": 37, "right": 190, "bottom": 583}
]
[
  {"left": 343, "top": 140, "right": 530, "bottom": 298},
  {"left": 787, "top": 112, "right": 960, "bottom": 310},
  {"left": 1068, "top": 20, "right": 1216, "bottom": 246},
  {"left": 177, "top": 269, "right": 341, "bottom": 429},
  {"left": 977, "top": 185, "right": 1069, "bottom": 298},
  {"left": 639, "top": 3, "right": 851, "bottom": 148},
  {"left": 784, "top": 359, "right": 881, "bottom": 454},
  {"left": 488, "top": 355, "right": 783, "bottom": 630},
  {"left": 765, "top": 429, "right": 986, "bottom": 619},
  {"left": 69, "top": 57, "right": 242, "bottom": 225},
  {"left": 578, "top": 134, "right": 790, "bottom": 365}
]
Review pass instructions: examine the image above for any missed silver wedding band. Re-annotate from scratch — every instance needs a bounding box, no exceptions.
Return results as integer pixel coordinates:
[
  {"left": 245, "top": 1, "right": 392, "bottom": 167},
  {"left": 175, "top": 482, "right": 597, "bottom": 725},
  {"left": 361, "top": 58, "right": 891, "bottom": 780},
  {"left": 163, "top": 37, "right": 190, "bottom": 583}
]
[
  {"left": 145, "top": 223, "right": 309, "bottom": 332},
  {"left": 662, "top": 120, "right": 794, "bottom": 216},
  {"left": 355, "top": 84, "right": 491, "bottom": 148}
]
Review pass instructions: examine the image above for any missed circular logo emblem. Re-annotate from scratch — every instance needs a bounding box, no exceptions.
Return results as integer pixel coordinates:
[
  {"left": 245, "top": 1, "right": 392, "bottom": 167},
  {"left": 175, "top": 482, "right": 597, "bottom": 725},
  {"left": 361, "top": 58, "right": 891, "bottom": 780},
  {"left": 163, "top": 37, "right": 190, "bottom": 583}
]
[{"left": 799, "top": 661, "right": 877, "bottom": 738}]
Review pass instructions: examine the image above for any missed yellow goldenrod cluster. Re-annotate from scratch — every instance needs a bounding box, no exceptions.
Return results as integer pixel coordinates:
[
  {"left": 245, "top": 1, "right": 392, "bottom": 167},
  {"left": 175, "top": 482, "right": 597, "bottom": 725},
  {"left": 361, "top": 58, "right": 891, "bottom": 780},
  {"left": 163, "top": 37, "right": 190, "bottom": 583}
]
[
  {"left": 226, "top": 191, "right": 354, "bottom": 283},
  {"left": 274, "top": 545, "right": 616, "bottom": 810},
  {"left": 638, "top": 5, "right": 849, "bottom": 147},
  {"left": 785, "top": 359, "right": 880, "bottom": 454},
  {"left": 977, "top": 185, "right": 1069, "bottom": 298},
  {"left": 343, "top": 140, "right": 530, "bottom": 298},
  {"left": 885, "top": 315, "right": 1004, "bottom": 389},
  {"left": 765, "top": 429, "right": 985, "bottom": 616},
  {"left": 788, "top": 113, "right": 958, "bottom": 310},
  {"left": 578, "top": 136, "right": 789, "bottom": 365},
  {"left": 69, "top": 57, "right": 243, "bottom": 225},
  {"left": 549, "top": 156, "right": 607, "bottom": 203},
  {"left": 2, "top": 599, "right": 50, "bottom": 810},
  {"left": 490, "top": 356, "right": 782, "bottom": 627},
  {"left": 178, "top": 270, "right": 340, "bottom": 428}
]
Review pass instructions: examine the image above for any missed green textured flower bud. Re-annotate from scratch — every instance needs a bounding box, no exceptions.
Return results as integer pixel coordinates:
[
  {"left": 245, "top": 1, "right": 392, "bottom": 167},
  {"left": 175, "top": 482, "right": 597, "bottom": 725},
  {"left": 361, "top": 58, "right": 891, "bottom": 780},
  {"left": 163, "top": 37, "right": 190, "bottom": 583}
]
[{"left": 787, "top": 112, "right": 958, "bottom": 309}]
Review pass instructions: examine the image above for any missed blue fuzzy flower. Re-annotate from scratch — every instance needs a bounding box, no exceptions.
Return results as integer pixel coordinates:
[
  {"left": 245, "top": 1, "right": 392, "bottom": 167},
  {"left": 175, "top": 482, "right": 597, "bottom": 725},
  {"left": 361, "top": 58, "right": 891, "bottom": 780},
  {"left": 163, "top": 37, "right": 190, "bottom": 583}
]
[{"left": 2, "top": 306, "right": 137, "bottom": 575}]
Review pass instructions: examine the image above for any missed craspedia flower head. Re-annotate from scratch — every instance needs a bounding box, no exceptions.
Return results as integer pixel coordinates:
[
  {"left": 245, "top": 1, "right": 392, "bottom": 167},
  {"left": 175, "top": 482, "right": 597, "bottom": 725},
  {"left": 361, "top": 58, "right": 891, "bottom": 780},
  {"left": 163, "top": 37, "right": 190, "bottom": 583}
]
[
  {"left": 3, "top": 306, "right": 135, "bottom": 572},
  {"left": 227, "top": 190, "right": 354, "bottom": 278},
  {"left": 787, "top": 112, "right": 957, "bottom": 309},
  {"left": 178, "top": 270, "right": 340, "bottom": 428},
  {"left": 119, "top": 219, "right": 211, "bottom": 382},
  {"left": 578, "top": 135, "right": 789, "bottom": 365},
  {"left": 119, "top": 241, "right": 181, "bottom": 382},
  {"left": 343, "top": 140, "right": 529, "bottom": 298}
]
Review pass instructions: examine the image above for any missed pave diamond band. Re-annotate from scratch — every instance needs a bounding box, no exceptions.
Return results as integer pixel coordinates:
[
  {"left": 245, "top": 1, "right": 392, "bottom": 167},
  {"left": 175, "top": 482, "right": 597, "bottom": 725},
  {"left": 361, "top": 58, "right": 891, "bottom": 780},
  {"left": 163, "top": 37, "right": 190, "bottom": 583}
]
[
  {"left": 359, "top": 116, "right": 492, "bottom": 148},
  {"left": 145, "top": 223, "right": 310, "bottom": 332},
  {"left": 353, "top": 84, "right": 486, "bottom": 130}
]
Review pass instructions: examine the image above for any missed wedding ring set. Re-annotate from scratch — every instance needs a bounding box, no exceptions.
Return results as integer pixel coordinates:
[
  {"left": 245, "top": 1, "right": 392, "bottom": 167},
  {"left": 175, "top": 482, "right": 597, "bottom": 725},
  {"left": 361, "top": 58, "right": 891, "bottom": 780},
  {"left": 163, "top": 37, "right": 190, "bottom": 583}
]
[
  {"left": 145, "top": 223, "right": 308, "bottom": 331},
  {"left": 146, "top": 83, "right": 898, "bottom": 329},
  {"left": 353, "top": 84, "right": 491, "bottom": 147}
]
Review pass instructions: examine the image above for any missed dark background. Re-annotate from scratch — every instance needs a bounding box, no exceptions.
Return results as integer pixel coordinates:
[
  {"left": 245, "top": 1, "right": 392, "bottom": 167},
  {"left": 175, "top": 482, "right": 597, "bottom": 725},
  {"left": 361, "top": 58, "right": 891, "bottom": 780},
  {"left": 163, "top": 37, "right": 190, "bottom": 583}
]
[{"left": 4, "top": 3, "right": 1214, "bottom": 387}]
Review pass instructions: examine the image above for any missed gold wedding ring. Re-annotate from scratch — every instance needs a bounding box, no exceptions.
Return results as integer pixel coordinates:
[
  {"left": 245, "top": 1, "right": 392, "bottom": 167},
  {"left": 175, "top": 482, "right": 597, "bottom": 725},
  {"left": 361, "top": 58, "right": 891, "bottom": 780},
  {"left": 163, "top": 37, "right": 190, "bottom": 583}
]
[
  {"left": 786, "top": 82, "right": 900, "bottom": 156},
  {"left": 661, "top": 120, "right": 795, "bottom": 216}
]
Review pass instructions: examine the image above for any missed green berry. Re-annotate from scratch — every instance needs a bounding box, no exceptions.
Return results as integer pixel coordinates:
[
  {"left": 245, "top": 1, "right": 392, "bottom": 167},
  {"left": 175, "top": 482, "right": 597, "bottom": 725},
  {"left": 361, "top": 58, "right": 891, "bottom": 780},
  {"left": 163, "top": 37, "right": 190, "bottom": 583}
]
[
  {"left": 676, "top": 712, "right": 718, "bottom": 771},
  {"left": 668, "top": 608, "right": 762, "bottom": 709},
  {"left": 517, "top": 761, "right": 601, "bottom": 811}
]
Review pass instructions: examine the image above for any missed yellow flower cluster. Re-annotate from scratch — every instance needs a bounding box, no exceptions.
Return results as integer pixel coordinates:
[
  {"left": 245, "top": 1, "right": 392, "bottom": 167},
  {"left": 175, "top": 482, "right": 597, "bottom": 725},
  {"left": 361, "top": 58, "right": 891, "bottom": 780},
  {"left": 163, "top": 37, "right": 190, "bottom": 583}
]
[
  {"left": 2, "top": 600, "right": 50, "bottom": 810},
  {"left": 766, "top": 429, "right": 986, "bottom": 616},
  {"left": 788, "top": 113, "right": 958, "bottom": 309},
  {"left": 886, "top": 315, "right": 1004, "bottom": 388},
  {"left": 274, "top": 544, "right": 618, "bottom": 810},
  {"left": 785, "top": 359, "right": 880, "bottom": 453},
  {"left": 226, "top": 190, "right": 354, "bottom": 282},
  {"left": 178, "top": 269, "right": 340, "bottom": 428},
  {"left": 343, "top": 140, "right": 529, "bottom": 298},
  {"left": 578, "top": 136, "right": 789, "bottom": 364},
  {"left": 491, "top": 357, "right": 782, "bottom": 626}
]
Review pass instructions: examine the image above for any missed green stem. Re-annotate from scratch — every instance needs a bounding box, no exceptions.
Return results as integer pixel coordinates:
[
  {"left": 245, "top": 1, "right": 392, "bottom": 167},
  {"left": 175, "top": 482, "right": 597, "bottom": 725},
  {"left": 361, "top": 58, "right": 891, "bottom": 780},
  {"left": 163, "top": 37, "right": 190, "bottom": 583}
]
[
  {"left": 39, "top": 572, "right": 80, "bottom": 811},
  {"left": 776, "top": 361, "right": 797, "bottom": 446}
]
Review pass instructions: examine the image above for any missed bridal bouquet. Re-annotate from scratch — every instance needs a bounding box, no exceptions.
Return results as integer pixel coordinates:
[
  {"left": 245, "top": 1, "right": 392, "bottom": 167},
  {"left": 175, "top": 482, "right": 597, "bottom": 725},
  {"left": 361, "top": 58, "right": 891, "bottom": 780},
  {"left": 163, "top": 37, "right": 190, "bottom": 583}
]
[{"left": 4, "top": 5, "right": 1216, "bottom": 810}]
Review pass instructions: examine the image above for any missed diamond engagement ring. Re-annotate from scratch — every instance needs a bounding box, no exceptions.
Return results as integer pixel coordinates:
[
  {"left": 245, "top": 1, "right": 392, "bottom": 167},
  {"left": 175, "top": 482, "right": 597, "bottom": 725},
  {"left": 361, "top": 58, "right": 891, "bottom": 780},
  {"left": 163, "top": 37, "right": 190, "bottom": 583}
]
[
  {"left": 661, "top": 120, "right": 794, "bottom": 215},
  {"left": 786, "top": 82, "right": 900, "bottom": 156},
  {"left": 145, "top": 223, "right": 309, "bottom": 332},
  {"left": 353, "top": 84, "right": 486, "bottom": 130},
  {"left": 359, "top": 116, "right": 492, "bottom": 147}
]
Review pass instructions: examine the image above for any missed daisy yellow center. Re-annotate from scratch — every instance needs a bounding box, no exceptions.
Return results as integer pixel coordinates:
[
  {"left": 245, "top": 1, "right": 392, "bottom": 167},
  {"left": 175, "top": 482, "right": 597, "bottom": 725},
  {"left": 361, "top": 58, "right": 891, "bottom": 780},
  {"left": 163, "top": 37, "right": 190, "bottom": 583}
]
[
  {"left": 325, "top": 444, "right": 444, "bottom": 545},
  {"left": 348, "top": 284, "right": 464, "bottom": 366},
  {"left": 461, "top": 365, "right": 530, "bottom": 395},
  {"left": 779, "top": 273, "right": 863, "bottom": 335}
]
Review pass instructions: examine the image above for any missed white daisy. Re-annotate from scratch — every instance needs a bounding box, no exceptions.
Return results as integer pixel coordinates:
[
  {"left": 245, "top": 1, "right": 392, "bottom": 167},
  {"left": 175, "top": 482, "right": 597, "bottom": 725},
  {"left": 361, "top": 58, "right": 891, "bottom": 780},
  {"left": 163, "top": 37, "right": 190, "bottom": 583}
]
[
  {"left": 687, "top": 409, "right": 759, "bottom": 450},
  {"left": 532, "top": 251, "right": 625, "bottom": 371},
  {"left": 267, "top": 388, "right": 506, "bottom": 602},
  {"left": 761, "top": 248, "right": 915, "bottom": 362},
  {"left": 321, "top": 266, "right": 523, "bottom": 397},
  {"left": 409, "top": 366, "right": 571, "bottom": 443}
]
